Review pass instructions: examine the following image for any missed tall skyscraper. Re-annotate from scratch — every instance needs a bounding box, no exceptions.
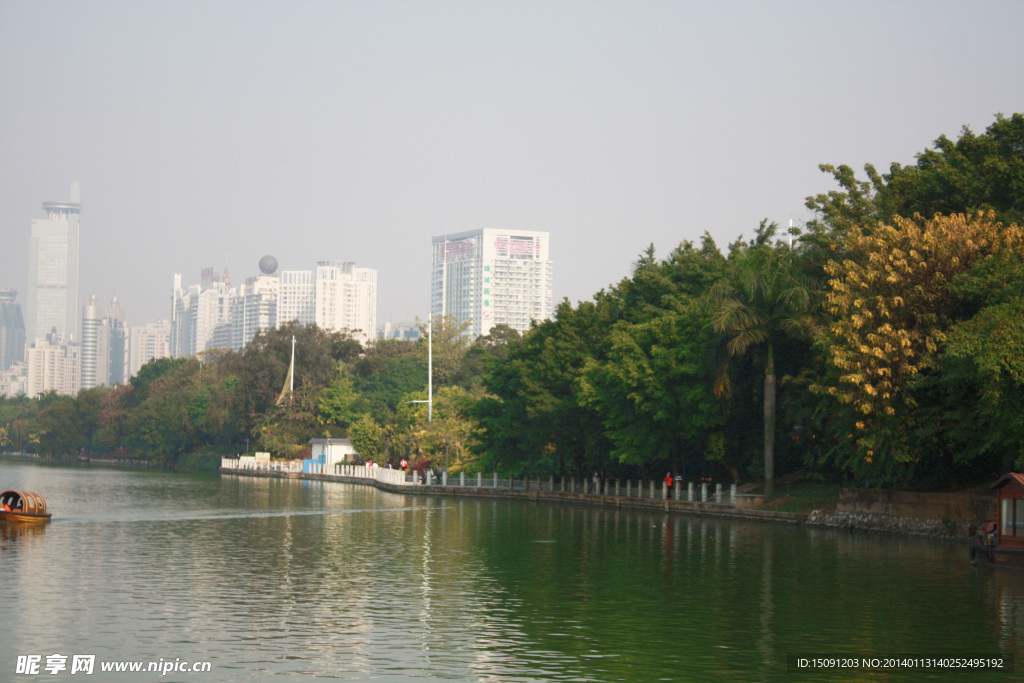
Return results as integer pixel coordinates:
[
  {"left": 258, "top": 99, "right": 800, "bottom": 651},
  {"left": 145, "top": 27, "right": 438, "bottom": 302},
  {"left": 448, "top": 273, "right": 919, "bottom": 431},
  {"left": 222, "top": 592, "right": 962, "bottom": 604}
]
[
  {"left": 26, "top": 182, "right": 81, "bottom": 343},
  {"left": 0, "top": 289, "right": 26, "bottom": 370},
  {"left": 81, "top": 294, "right": 127, "bottom": 389},
  {"left": 106, "top": 297, "right": 127, "bottom": 386},
  {"left": 431, "top": 228, "right": 552, "bottom": 338},
  {"left": 81, "top": 294, "right": 106, "bottom": 390}
]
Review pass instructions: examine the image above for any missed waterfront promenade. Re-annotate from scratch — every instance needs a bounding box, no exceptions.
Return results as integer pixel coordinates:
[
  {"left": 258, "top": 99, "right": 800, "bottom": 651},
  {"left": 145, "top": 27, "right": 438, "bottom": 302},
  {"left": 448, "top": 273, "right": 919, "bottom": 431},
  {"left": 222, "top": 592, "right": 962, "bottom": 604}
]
[{"left": 220, "top": 457, "right": 808, "bottom": 525}]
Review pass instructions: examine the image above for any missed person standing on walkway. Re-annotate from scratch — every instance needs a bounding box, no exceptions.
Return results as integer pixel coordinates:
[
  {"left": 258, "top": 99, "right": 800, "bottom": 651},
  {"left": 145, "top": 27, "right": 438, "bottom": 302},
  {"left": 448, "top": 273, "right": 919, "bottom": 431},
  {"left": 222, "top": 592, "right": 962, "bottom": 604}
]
[{"left": 664, "top": 472, "right": 674, "bottom": 499}]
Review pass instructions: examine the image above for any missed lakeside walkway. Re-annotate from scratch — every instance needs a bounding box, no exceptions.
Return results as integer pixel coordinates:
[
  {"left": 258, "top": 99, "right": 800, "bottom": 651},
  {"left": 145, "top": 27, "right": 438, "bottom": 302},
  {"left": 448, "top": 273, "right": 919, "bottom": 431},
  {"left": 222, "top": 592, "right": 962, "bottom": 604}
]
[{"left": 219, "top": 458, "right": 808, "bottom": 525}]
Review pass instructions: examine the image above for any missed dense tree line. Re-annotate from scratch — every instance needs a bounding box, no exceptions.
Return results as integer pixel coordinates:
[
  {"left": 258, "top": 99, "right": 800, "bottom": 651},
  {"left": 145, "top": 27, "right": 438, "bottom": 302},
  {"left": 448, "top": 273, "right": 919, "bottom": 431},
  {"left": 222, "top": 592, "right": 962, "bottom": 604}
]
[{"left": 2, "top": 113, "right": 1022, "bottom": 490}]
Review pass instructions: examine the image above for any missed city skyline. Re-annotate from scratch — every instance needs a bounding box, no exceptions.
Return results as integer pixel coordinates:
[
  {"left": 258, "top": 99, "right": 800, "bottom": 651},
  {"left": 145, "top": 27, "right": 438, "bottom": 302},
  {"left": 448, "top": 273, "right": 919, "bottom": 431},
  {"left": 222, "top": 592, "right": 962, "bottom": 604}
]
[{"left": 2, "top": 3, "right": 1023, "bottom": 329}]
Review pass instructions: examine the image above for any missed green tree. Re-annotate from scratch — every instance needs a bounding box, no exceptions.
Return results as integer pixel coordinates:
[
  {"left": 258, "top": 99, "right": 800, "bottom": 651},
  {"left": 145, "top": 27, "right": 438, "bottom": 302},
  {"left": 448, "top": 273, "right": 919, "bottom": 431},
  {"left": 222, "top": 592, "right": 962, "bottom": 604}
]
[
  {"left": 348, "top": 414, "right": 385, "bottom": 465},
  {"left": 422, "top": 385, "right": 480, "bottom": 473},
  {"left": 11, "top": 417, "right": 31, "bottom": 452},
  {"left": 705, "top": 229, "right": 816, "bottom": 498},
  {"left": 37, "top": 394, "right": 84, "bottom": 457},
  {"left": 124, "top": 359, "right": 201, "bottom": 466},
  {"left": 457, "top": 324, "right": 521, "bottom": 384},
  {"left": 0, "top": 396, "right": 38, "bottom": 452},
  {"left": 352, "top": 339, "right": 425, "bottom": 420},
  {"left": 936, "top": 295, "right": 1024, "bottom": 473},
  {"left": 580, "top": 309, "right": 723, "bottom": 477},
  {"left": 472, "top": 300, "right": 611, "bottom": 477},
  {"left": 253, "top": 384, "right": 321, "bottom": 459},
  {"left": 812, "top": 212, "right": 1024, "bottom": 484},
  {"left": 417, "top": 315, "right": 470, "bottom": 388},
  {"left": 806, "top": 112, "right": 1024, "bottom": 235},
  {"left": 233, "top": 322, "right": 362, "bottom": 440},
  {"left": 316, "top": 378, "right": 362, "bottom": 431},
  {"left": 75, "top": 385, "right": 111, "bottom": 450}
]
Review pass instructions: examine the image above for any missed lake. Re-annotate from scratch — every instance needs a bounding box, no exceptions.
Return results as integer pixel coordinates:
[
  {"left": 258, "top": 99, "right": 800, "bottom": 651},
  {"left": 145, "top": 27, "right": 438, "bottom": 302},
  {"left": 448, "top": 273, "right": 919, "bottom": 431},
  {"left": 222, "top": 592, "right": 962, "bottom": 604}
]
[{"left": 1, "top": 461, "right": 1021, "bottom": 681}]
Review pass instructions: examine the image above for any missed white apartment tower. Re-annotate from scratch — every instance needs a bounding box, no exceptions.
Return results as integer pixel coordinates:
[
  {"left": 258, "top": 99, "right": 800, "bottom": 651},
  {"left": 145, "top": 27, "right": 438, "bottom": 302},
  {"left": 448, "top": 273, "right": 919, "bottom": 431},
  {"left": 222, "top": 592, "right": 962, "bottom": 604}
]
[
  {"left": 314, "top": 262, "right": 377, "bottom": 344},
  {"left": 277, "top": 270, "right": 315, "bottom": 327},
  {"left": 431, "top": 229, "right": 552, "bottom": 338},
  {"left": 128, "top": 319, "right": 171, "bottom": 378},
  {"left": 26, "top": 330, "right": 81, "bottom": 398},
  {"left": 238, "top": 274, "right": 279, "bottom": 347},
  {"left": 27, "top": 182, "right": 81, "bottom": 343}
]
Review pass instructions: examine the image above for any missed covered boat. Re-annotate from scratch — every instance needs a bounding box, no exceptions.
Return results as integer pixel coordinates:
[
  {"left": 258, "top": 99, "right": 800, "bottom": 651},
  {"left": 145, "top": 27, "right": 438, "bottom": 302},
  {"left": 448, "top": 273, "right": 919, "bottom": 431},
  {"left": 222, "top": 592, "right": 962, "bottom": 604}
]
[
  {"left": 0, "top": 490, "right": 52, "bottom": 523},
  {"left": 972, "top": 474, "right": 1024, "bottom": 570}
]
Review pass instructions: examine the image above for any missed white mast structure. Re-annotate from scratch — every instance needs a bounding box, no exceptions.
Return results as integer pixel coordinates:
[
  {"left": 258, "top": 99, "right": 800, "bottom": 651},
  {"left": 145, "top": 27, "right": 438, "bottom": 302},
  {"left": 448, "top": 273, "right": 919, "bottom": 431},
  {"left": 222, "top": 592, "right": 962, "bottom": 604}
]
[
  {"left": 428, "top": 313, "right": 432, "bottom": 422},
  {"left": 276, "top": 335, "right": 297, "bottom": 405},
  {"left": 290, "top": 335, "right": 296, "bottom": 394},
  {"left": 405, "top": 314, "right": 433, "bottom": 422}
]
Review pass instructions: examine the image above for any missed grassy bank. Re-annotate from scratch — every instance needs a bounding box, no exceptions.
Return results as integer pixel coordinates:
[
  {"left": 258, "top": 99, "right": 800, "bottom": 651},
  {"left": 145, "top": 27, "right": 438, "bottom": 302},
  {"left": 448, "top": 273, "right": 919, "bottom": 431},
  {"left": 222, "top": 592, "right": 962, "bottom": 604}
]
[{"left": 753, "top": 482, "right": 842, "bottom": 513}]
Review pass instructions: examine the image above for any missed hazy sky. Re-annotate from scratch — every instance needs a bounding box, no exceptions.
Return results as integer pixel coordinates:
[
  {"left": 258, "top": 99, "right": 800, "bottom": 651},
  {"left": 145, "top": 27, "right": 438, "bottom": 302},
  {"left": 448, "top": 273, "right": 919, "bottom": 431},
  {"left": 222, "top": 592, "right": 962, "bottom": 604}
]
[{"left": 2, "top": 1, "right": 1022, "bottom": 328}]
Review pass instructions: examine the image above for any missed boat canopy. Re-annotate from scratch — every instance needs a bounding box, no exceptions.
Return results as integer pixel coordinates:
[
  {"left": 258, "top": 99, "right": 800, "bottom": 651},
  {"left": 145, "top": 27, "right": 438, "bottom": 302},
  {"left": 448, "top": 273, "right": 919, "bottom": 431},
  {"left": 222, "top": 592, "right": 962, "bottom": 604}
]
[{"left": 0, "top": 490, "right": 47, "bottom": 515}]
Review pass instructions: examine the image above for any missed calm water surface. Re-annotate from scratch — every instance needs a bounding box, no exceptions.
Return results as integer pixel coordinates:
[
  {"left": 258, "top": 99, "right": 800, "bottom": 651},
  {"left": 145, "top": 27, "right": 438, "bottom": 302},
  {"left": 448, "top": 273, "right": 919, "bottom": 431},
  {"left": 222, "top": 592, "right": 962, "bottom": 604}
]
[{"left": 2, "top": 461, "right": 1023, "bottom": 681}]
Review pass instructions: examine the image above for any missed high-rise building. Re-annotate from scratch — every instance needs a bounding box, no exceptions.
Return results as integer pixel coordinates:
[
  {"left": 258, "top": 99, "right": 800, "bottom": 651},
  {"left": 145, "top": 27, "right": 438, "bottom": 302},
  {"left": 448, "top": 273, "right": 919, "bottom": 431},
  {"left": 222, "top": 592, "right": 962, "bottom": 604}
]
[
  {"left": 128, "top": 319, "right": 171, "bottom": 378},
  {"left": 26, "top": 330, "right": 81, "bottom": 398},
  {"left": 81, "top": 294, "right": 106, "bottom": 390},
  {"left": 314, "top": 261, "right": 377, "bottom": 344},
  {"left": 170, "top": 257, "right": 378, "bottom": 357},
  {"left": 0, "top": 361, "right": 28, "bottom": 398},
  {"left": 191, "top": 280, "right": 236, "bottom": 354},
  {"left": 106, "top": 298, "right": 127, "bottom": 386},
  {"left": 431, "top": 228, "right": 552, "bottom": 338},
  {"left": 27, "top": 182, "right": 81, "bottom": 344},
  {"left": 238, "top": 274, "right": 279, "bottom": 347},
  {"left": 278, "top": 270, "right": 315, "bottom": 327},
  {"left": 82, "top": 295, "right": 127, "bottom": 389},
  {"left": 0, "top": 289, "right": 26, "bottom": 370}
]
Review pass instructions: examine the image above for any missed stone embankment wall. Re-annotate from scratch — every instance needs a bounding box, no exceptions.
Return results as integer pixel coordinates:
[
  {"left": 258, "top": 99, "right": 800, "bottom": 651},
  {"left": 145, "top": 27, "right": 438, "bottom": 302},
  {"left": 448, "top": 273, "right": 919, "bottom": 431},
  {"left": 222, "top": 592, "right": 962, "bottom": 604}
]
[
  {"left": 222, "top": 466, "right": 997, "bottom": 540},
  {"left": 220, "top": 466, "right": 808, "bottom": 525},
  {"left": 806, "top": 488, "right": 997, "bottom": 539}
]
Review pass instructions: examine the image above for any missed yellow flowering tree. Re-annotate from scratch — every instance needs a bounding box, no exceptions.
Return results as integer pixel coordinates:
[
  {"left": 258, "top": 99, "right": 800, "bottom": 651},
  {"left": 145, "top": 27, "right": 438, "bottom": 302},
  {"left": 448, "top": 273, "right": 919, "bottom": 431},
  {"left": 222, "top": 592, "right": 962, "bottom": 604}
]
[{"left": 815, "top": 212, "right": 1024, "bottom": 476}]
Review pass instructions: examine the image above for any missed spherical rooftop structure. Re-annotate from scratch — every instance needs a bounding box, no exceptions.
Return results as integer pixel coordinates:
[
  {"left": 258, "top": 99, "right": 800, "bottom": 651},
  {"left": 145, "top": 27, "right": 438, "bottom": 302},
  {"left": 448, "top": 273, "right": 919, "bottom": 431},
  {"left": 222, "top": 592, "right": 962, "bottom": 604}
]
[{"left": 259, "top": 255, "right": 279, "bottom": 275}]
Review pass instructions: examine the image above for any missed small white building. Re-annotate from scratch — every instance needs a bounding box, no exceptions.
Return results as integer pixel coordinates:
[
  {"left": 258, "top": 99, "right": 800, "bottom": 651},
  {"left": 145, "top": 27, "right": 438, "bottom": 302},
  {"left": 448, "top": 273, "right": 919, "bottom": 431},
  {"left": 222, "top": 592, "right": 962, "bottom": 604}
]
[{"left": 308, "top": 438, "right": 358, "bottom": 468}]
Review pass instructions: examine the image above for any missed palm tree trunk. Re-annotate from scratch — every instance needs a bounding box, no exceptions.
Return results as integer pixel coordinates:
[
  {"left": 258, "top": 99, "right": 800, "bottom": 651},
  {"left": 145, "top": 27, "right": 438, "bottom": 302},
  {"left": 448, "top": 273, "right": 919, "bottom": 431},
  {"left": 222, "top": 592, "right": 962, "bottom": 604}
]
[{"left": 764, "top": 373, "right": 776, "bottom": 500}]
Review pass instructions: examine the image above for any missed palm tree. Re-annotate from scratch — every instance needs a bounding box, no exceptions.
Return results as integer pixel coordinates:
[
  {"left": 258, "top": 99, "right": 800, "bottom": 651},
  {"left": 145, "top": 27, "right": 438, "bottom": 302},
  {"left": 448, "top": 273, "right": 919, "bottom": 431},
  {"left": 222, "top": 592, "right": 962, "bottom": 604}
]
[{"left": 705, "top": 241, "right": 815, "bottom": 500}]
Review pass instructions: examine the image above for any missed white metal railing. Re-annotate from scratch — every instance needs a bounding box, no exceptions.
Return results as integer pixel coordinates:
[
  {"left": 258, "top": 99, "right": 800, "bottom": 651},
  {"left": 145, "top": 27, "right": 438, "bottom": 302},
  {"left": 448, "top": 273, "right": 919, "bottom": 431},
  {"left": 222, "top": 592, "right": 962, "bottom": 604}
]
[
  {"left": 220, "top": 458, "right": 737, "bottom": 503},
  {"left": 333, "top": 464, "right": 408, "bottom": 486},
  {"left": 415, "top": 473, "right": 738, "bottom": 505},
  {"left": 221, "top": 456, "right": 300, "bottom": 473}
]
